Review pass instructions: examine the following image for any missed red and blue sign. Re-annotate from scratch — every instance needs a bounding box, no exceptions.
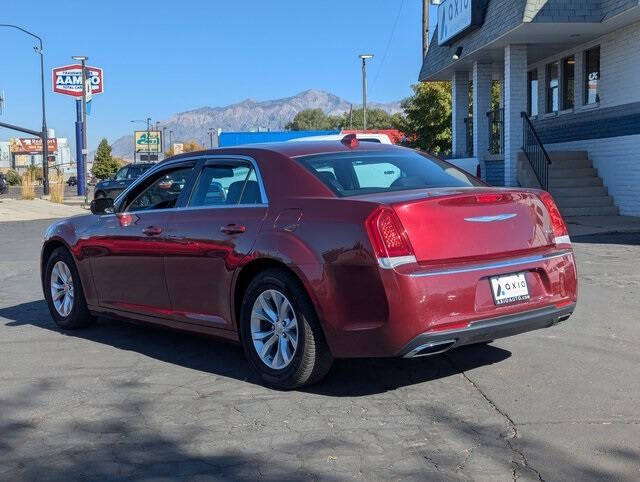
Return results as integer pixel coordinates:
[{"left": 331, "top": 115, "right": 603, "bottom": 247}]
[{"left": 52, "top": 64, "right": 104, "bottom": 97}]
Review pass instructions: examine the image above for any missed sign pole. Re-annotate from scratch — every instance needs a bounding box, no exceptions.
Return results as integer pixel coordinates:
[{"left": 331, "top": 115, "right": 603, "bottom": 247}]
[
  {"left": 80, "top": 59, "right": 88, "bottom": 197},
  {"left": 75, "top": 99, "right": 83, "bottom": 196}
]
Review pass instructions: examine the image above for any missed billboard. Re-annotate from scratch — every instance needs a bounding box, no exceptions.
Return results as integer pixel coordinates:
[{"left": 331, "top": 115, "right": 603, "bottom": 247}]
[
  {"left": 9, "top": 138, "right": 58, "bottom": 154},
  {"left": 135, "top": 131, "right": 163, "bottom": 153},
  {"left": 52, "top": 64, "right": 104, "bottom": 97}
]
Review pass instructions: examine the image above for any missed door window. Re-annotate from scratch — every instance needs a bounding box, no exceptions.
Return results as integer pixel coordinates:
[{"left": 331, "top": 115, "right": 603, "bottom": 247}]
[
  {"left": 189, "top": 163, "right": 263, "bottom": 207},
  {"left": 114, "top": 167, "right": 129, "bottom": 180},
  {"left": 124, "top": 166, "right": 194, "bottom": 212},
  {"left": 584, "top": 46, "right": 600, "bottom": 104},
  {"left": 562, "top": 56, "right": 575, "bottom": 110},
  {"left": 547, "top": 61, "right": 559, "bottom": 113}
]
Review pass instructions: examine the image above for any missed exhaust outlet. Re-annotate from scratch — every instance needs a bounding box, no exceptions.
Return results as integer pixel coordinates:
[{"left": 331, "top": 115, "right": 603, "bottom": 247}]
[{"left": 403, "top": 339, "right": 456, "bottom": 358}]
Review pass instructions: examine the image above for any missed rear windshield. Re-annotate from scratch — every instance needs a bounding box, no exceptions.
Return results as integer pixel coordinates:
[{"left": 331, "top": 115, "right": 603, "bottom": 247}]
[{"left": 297, "top": 150, "right": 483, "bottom": 196}]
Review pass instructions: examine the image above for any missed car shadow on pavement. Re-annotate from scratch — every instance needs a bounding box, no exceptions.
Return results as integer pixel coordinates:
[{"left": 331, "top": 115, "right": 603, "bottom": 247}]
[
  {"left": 1, "top": 299, "right": 511, "bottom": 396},
  {"left": 572, "top": 232, "right": 640, "bottom": 245}
]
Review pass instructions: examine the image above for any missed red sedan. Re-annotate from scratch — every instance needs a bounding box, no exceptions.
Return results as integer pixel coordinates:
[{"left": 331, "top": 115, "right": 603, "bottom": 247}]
[{"left": 41, "top": 137, "right": 577, "bottom": 388}]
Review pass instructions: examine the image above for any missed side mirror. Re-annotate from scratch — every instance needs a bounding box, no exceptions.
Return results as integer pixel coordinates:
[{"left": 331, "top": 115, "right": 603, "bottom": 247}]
[{"left": 90, "top": 197, "right": 114, "bottom": 215}]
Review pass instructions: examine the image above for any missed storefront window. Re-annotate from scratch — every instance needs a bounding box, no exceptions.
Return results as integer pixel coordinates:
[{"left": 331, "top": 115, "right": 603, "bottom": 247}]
[
  {"left": 585, "top": 46, "right": 600, "bottom": 104},
  {"left": 528, "top": 70, "right": 538, "bottom": 116},
  {"left": 547, "top": 62, "right": 559, "bottom": 113},
  {"left": 562, "top": 56, "right": 575, "bottom": 110}
]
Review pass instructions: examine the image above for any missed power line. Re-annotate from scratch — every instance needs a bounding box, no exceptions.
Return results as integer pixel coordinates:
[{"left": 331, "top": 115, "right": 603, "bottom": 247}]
[{"left": 370, "top": 0, "right": 405, "bottom": 94}]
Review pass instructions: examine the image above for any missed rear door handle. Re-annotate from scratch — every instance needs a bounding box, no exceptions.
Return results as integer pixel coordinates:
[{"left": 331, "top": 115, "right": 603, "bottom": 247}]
[
  {"left": 143, "top": 226, "right": 163, "bottom": 236},
  {"left": 221, "top": 224, "right": 246, "bottom": 235}
]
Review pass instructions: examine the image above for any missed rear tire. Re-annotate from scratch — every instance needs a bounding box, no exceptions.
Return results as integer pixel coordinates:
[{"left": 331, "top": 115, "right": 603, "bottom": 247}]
[
  {"left": 239, "top": 268, "right": 333, "bottom": 389},
  {"left": 44, "top": 247, "right": 96, "bottom": 329}
]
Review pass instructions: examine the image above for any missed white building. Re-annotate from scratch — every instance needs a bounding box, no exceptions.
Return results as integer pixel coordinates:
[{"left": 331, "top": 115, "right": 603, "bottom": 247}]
[{"left": 420, "top": 0, "right": 640, "bottom": 217}]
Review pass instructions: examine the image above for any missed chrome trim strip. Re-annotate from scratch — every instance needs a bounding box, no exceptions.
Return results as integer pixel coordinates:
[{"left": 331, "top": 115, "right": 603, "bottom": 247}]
[
  {"left": 377, "top": 255, "right": 417, "bottom": 269},
  {"left": 464, "top": 213, "right": 517, "bottom": 223},
  {"left": 408, "top": 250, "right": 572, "bottom": 278}
]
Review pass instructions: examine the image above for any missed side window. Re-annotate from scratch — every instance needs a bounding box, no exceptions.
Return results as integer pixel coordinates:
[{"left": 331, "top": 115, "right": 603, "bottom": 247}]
[
  {"left": 189, "top": 163, "right": 263, "bottom": 207},
  {"left": 353, "top": 161, "right": 401, "bottom": 188},
  {"left": 125, "top": 166, "right": 194, "bottom": 212},
  {"left": 114, "top": 167, "right": 129, "bottom": 180}
]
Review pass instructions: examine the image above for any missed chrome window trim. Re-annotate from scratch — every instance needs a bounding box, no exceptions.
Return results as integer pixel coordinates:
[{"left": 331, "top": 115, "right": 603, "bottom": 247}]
[
  {"left": 111, "top": 153, "right": 269, "bottom": 212},
  {"left": 98, "top": 203, "right": 268, "bottom": 219},
  {"left": 408, "top": 250, "right": 573, "bottom": 278}
]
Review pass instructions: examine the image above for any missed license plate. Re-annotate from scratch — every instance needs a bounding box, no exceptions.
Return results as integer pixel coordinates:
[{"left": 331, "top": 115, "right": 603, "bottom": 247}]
[{"left": 490, "top": 273, "right": 530, "bottom": 305}]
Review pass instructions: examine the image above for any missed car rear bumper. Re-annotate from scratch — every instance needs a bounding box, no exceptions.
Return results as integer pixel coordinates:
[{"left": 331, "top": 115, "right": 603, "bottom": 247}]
[{"left": 397, "top": 303, "right": 575, "bottom": 358}]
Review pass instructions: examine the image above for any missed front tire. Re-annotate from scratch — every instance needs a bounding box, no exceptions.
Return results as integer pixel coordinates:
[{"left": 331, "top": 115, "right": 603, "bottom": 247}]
[
  {"left": 240, "top": 269, "right": 333, "bottom": 389},
  {"left": 44, "top": 247, "right": 96, "bottom": 329}
]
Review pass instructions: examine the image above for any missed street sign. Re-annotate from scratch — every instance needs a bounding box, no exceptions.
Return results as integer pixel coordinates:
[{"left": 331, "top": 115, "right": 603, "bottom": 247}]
[
  {"left": 52, "top": 64, "right": 104, "bottom": 97},
  {"left": 135, "top": 131, "right": 163, "bottom": 153},
  {"left": 437, "top": 0, "right": 488, "bottom": 46}
]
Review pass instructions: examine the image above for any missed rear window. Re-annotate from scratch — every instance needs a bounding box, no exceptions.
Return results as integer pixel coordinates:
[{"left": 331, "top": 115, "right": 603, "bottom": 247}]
[{"left": 297, "top": 150, "right": 483, "bottom": 196}]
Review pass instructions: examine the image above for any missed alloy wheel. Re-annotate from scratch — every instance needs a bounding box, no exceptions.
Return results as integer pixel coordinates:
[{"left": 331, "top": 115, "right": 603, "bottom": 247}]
[
  {"left": 250, "top": 289, "right": 299, "bottom": 370},
  {"left": 50, "top": 261, "right": 74, "bottom": 318}
]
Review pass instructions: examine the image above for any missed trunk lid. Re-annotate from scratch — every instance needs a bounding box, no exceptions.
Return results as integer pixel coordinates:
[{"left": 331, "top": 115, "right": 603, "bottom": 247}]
[{"left": 362, "top": 188, "right": 554, "bottom": 263}]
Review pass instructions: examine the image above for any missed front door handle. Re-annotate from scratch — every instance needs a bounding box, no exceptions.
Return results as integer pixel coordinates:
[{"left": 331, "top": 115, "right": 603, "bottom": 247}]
[
  {"left": 143, "top": 226, "right": 163, "bottom": 236},
  {"left": 221, "top": 224, "right": 246, "bottom": 235}
]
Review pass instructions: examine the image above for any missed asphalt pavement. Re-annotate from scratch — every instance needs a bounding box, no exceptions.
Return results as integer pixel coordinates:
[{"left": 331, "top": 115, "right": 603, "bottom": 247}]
[{"left": 1, "top": 219, "right": 639, "bottom": 480}]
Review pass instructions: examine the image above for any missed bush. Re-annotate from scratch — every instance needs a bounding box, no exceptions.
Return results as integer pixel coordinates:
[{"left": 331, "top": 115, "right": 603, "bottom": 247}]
[{"left": 6, "top": 169, "right": 21, "bottom": 186}]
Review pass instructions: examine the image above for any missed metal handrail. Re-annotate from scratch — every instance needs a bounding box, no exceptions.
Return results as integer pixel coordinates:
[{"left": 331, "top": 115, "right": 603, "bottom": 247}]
[{"left": 521, "top": 112, "right": 551, "bottom": 190}]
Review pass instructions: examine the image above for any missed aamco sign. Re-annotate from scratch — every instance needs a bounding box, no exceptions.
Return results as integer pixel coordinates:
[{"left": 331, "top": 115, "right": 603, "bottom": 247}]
[{"left": 52, "top": 64, "right": 104, "bottom": 97}]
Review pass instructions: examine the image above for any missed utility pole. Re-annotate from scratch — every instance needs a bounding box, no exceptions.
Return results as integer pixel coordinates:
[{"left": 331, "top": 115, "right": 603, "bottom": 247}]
[
  {"left": 146, "top": 117, "right": 151, "bottom": 160},
  {"left": 349, "top": 104, "right": 353, "bottom": 129},
  {"left": 423, "top": 0, "right": 430, "bottom": 59},
  {"left": 169, "top": 130, "right": 173, "bottom": 149},
  {"left": 208, "top": 128, "right": 215, "bottom": 148},
  {"left": 1, "top": 25, "right": 49, "bottom": 194},
  {"left": 358, "top": 54, "right": 373, "bottom": 132}
]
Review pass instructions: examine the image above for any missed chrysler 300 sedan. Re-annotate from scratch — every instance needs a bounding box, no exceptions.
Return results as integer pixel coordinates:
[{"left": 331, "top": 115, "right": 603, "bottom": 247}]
[{"left": 41, "top": 137, "right": 577, "bottom": 388}]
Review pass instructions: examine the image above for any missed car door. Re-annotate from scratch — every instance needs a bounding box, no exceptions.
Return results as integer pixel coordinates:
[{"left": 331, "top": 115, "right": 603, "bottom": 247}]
[
  {"left": 163, "top": 157, "right": 268, "bottom": 329},
  {"left": 85, "top": 161, "right": 198, "bottom": 316}
]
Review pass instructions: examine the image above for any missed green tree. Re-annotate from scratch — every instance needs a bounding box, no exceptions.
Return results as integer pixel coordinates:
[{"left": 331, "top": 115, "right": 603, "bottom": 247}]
[
  {"left": 286, "top": 108, "right": 339, "bottom": 130},
  {"left": 393, "top": 82, "right": 452, "bottom": 155},
  {"left": 335, "top": 108, "right": 398, "bottom": 130},
  {"left": 91, "top": 138, "right": 120, "bottom": 180}
]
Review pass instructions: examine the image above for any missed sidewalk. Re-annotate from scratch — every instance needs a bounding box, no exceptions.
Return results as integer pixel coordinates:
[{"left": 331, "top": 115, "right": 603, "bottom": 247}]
[
  {"left": 566, "top": 215, "right": 640, "bottom": 236},
  {"left": 0, "top": 199, "right": 86, "bottom": 222}
]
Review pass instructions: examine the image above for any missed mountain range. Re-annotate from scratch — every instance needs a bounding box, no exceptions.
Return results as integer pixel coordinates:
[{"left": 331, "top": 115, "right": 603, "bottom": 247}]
[{"left": 108, "top": 89, "right": 402, "bottom": 160}]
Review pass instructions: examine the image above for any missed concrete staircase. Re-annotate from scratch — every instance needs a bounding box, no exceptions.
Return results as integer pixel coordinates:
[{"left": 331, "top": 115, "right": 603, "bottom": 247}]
[{"left": 546, "top": 151, "right": 618, "bottom": 217}]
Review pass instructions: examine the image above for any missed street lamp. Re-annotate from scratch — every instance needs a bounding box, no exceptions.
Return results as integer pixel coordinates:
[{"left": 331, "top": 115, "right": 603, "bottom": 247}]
[
  {"left": 72, "top": 55, "right": 88, "bottom": 197},
  {"left": 358, "top": 54, "right": 374, "bottom": 132},
  {"left": 0, "top": 24, "right": 49, "bottom": 194}
]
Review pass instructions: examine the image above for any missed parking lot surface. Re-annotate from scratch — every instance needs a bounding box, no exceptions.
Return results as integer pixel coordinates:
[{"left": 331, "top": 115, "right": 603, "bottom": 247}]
[{"left": 1, "top": 219, "right": 639, "bottom": 480}]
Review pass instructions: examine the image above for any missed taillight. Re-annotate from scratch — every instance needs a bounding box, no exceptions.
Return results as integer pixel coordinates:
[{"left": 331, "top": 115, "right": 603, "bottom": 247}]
[
  {"left": 538, "top": 192, "right": 571, "bottom": 247},
  {"left": 365, "top": 207, "right": 416, "bottom": 268}
]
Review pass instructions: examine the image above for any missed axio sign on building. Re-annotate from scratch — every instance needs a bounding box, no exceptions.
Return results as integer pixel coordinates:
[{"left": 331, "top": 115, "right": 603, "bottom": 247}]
[
  {"left": 52, "top": 64, "right": 104, "bottom": 97},
  {"left": 438, "top": 0, "right": 487, "bottom": 46}
]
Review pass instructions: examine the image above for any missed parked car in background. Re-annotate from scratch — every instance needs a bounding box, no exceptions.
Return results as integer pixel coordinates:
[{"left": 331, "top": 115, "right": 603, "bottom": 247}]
[
  {"left": 67, "top": 176, "right": 77, "bottom": 186},
  {"left": 41, "top": 137, "right": 577, "bottom": 388},
  {"left": 0, "top": 173, "right": 8, "bottom": 195},
  {"left": 94, "top": 163, "right": 155, "bottom": 199}
]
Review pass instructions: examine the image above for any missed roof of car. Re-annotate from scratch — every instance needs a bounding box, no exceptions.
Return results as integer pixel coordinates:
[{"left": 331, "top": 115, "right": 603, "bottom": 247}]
[{"left": 164, "top": 140, "right": 400, "bottom": 163}]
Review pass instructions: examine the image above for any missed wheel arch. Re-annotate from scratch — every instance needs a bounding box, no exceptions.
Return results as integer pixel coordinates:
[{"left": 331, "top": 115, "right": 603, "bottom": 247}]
[
  {"left": 232, "top": 257, "right": 327, "bottom": 343},
  {"left": 41, "top": 238, "right": 72, "bottom": 284}
]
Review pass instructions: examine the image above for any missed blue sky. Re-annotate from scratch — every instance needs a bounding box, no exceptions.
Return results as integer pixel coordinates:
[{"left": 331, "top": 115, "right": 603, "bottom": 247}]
[{"left": 1, "top": 1, "right": 437, "bottom": 151}]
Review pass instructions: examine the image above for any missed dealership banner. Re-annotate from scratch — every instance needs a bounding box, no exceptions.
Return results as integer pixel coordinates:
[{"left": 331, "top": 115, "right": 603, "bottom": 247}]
[
  {"left": 9, "top": 138, "right": 58, "bottom": 154},
  {"left": 52, "top": 64, "right": 104, "bottom": 97},
  {"left": 135, "top": 131, "right": 163, "bottom": 153}
]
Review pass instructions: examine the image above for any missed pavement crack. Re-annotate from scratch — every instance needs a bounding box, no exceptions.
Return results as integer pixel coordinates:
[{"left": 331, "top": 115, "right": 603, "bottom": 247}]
[{"left": 445, "top": 355, "right": 545, "bottom": 482}]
